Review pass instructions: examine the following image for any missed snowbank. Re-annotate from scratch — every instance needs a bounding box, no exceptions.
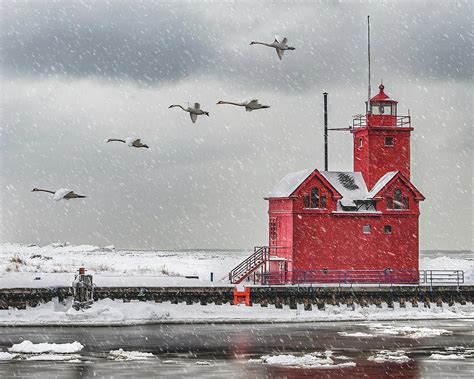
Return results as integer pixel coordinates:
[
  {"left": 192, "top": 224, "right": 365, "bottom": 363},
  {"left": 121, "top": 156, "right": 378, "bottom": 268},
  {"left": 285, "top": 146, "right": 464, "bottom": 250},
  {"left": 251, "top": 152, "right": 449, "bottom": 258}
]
[
  {"left": 0, "top": 242, "right": 245, "bottom": 288},
  {"left": 0, "top": 299, "right": 472, "bottom": 326},
  {"left": 9, "top": 341, "right": 84, "bottom": 354}
]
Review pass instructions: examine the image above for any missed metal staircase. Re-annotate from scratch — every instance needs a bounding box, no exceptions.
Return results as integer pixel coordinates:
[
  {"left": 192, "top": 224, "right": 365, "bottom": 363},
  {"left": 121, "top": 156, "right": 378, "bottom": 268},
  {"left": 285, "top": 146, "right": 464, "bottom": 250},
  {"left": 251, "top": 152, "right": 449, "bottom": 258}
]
[{"left": 229, "top": 246, "right": 269, "bottom": 284}]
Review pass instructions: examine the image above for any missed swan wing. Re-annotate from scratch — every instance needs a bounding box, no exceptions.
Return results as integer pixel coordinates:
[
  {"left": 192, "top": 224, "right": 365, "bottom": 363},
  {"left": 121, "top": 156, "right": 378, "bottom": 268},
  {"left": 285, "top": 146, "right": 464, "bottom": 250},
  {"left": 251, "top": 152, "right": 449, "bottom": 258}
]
[
  {"left": 247, "top": 99, "right": 259, "bottom": 107},
  {"left": 274, "top": 35, "right": 282, "bottom": 43},
  {"left": 190, "top": 113, "right": 197, "bottom": 123},
  {"left": 53, "top": 188, "right": 72, "bottom": 201},
  {"left": 194, "top": 103, "right": 200, "bottom": 109},
  {"left": 276, "top": 48, "right": 284, "bottom": 60},
  {"left": 125, "top": 137, "right": 138, "bottom": 147}
]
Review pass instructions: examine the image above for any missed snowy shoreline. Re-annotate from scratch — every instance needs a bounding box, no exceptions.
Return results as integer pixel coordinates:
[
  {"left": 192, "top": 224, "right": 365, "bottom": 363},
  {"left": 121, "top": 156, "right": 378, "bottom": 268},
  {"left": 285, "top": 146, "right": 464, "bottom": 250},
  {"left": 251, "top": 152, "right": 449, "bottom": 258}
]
[{"left": 1, "top": 243, "right": 472, "bottom": 326}]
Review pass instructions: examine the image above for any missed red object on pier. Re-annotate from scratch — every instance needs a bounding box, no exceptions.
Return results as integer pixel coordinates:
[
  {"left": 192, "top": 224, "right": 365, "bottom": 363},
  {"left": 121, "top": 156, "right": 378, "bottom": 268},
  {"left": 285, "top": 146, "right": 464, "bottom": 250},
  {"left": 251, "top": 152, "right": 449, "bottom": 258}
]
[
  {"left": 78, "top": 267, "right": 86, "bottom": 275},
  {"left": 233, "top": 287, "right": 251, "bottom": 306},
  {"left": 260, "top": 84, "right": 424, "bottom": 284}
]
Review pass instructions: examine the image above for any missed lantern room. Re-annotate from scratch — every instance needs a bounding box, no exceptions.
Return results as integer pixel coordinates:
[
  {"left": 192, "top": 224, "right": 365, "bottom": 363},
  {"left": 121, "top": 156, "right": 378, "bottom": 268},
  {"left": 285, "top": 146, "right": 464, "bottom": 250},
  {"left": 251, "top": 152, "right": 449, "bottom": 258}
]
[{"left": 366, "top": 84, "right": 398, "bottom": 128}]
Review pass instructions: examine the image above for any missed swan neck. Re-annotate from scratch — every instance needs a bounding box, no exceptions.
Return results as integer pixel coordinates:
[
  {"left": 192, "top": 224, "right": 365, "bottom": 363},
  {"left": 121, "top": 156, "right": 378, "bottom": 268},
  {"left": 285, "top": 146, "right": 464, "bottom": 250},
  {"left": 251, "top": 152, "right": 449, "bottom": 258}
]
[{"left": 36, "top": 189, "right": 55, "bottom": 194}]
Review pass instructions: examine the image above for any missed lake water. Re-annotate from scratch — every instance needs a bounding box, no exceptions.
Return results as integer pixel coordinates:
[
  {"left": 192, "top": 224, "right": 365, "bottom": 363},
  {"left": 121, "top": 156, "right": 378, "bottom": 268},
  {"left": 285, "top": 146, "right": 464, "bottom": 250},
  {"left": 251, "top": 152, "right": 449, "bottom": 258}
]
[{"left": 0, "top": 319, "right": 473, "bottom": 378}]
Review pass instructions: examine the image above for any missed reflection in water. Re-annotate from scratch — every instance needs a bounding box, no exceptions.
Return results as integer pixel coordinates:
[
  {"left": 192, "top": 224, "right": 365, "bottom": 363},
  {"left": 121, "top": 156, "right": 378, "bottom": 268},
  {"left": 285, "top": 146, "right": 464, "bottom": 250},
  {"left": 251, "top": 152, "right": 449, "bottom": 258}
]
[
  {"left": 0, "top": 319, "right": 472, "bottom": 378},
  {"left": 262, "top": 361, "right": 419, "bottom": 379}
]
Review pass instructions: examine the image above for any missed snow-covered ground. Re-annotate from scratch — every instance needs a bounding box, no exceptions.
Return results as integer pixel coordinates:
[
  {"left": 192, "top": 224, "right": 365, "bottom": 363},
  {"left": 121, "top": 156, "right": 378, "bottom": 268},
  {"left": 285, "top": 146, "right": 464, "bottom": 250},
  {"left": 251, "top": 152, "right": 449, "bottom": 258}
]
[
  {"left": 0, "top": 242, "right": 472, "bottom": 287},
  {"left": 0, "top": 242, "right": 245, "bottom": 287},
  {"left": 0, "top": 243, "right": 472, "bottom": 326},
  {"left": 0, "top": 298, "right": 472, "bottom": 326}
]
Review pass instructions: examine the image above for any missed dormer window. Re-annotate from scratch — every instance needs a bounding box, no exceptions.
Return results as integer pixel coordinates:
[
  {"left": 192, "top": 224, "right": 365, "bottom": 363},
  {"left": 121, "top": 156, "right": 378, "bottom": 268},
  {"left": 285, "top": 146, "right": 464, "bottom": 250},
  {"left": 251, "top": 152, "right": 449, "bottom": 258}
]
[
  {"left": 303, "top": 195, "right": 310, "bottom": 208},
  {"left": 304, "top": 188, "right": 326, "bottom": 209},
  {"left": 394, "top": 189, "right": 403, "bottom": 209},
  {"left": 311, "top": 188, "right": 319, "bottom": 208},
  {"left": 387, "top": 189, "right": 409, "bottom": 210}
]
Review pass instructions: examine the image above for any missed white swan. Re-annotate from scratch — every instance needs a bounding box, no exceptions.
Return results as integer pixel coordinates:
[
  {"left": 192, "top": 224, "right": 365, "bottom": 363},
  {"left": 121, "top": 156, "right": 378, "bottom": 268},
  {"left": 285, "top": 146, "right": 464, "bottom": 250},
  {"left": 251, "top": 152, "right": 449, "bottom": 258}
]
[
  {"left": 106, "top": 138, "right": 149, "bottom": 148},
  {"left": 31, "top": 188, "right": 86, "bottom": 201},
  {"left": 169, "top": 103, "right": 210, "bottom": 124},
  {"left": 216, "top": 99, "right": 270, "bottom": 112},
  {"left": 250, "top": 35, "right": 295, "bottom": 60}
]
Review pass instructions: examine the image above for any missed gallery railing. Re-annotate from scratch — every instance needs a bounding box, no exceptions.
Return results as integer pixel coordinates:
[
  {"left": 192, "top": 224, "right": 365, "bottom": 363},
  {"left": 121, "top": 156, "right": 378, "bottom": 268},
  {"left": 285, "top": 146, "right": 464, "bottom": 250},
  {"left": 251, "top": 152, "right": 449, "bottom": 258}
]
[{"left": 261, "top": 269, "right": 464, "bottom": 287}]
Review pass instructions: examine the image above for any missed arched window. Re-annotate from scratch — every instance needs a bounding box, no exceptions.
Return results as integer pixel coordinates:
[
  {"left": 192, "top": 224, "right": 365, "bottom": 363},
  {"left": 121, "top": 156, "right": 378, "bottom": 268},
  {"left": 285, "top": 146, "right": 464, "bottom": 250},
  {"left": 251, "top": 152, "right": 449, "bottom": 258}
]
[
  {"left": 394, "top": 189, "right": 402, "bottom": 210},
  {"left": 386, "top": 197, "right": 393, "bottom": 209},
  {"left": 303, "top": 195, "right": 310, "bottom": 208},
  {"left": 311, "top": 188, "right": 319, "bottom": 208}
]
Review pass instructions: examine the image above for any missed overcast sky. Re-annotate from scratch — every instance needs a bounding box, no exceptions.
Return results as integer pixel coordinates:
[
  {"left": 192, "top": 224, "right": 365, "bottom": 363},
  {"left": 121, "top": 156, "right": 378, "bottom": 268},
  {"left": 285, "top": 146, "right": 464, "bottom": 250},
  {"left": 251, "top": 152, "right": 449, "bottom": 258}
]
[{"left": 1, "top": 1, "right": 472, "bottom": 250}]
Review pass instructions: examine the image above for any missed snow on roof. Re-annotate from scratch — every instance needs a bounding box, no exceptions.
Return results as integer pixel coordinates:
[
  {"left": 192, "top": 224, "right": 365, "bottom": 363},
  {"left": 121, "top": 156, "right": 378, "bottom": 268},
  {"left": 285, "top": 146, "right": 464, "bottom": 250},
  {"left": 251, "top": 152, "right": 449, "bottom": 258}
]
[
  {"left": 367, "top": 171, "right": 398, "bottom": 198},
  {"left": 320, "top": 171, "right": 368, "bottom": 201},
  {"left": 267, "top": 169, "right": 313, "bottom": 198}
]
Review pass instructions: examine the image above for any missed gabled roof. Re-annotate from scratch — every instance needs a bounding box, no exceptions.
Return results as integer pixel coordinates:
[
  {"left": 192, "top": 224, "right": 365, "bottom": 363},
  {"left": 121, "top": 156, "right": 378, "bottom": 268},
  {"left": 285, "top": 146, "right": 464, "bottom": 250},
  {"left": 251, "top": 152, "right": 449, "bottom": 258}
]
[
  {"left": 267, "top": 168, "right": 313, "bottom": 198},
  {"left": 368, "top": 171, "right": 425, "bottom": 201},
  {"left": 367, "top": 171, "right": 398, "bottom": 198},
  {"left": 267, "top": 168, "right": 424, "bottom": 206}
]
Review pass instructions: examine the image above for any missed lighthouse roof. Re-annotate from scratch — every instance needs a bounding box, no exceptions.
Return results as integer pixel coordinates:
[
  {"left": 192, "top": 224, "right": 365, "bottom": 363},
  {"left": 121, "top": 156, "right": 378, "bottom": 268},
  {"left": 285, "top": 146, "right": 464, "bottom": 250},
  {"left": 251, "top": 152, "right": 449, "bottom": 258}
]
[
  {"left": 369, "top": 83, "right": 398, "bottom": 103},
  {"left": 366, "top": 171, "right": 398, "bottom": 198},
  {"left": 267, "top": 168, "right": 313, "bottom": 198},
  {"left": 320, "top": 171, "right": 368, "bottom": 202},
  {"left": 267, "top": 169, "right": 369, "bottom": 202}
]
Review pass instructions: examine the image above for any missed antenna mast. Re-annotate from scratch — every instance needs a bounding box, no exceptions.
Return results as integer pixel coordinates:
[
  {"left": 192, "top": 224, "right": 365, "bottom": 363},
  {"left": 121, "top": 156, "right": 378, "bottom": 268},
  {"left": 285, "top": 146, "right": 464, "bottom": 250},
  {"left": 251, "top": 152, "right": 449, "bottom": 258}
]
[{"left": 367, "top": 15, "right": 371, "bottom": 106}]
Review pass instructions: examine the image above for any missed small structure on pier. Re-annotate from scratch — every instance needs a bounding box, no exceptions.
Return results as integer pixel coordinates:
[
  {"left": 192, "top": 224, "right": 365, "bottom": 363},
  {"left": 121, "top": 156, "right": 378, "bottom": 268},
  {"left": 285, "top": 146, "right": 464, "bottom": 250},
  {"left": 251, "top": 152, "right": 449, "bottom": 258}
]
[
  {"left": 229, "top": 84, "right": 425, "bottom": 285},
  {"left": 72, "top": 267, "right": 94, "bottom": 309}
]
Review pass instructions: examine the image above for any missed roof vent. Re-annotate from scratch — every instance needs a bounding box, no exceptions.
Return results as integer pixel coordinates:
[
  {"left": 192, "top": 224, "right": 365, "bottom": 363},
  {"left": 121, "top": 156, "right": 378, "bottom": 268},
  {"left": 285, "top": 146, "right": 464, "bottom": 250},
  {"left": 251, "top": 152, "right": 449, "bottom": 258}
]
[{"left": 337, "top": 172, "right": 360, "bottom": 191}]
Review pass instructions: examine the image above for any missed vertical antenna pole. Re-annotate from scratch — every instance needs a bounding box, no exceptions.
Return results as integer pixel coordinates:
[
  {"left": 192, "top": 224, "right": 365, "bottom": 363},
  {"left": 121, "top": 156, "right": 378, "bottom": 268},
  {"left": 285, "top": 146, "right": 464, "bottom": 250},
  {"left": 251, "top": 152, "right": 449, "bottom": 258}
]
[
  {"left": 367, "top": 15, "right": 371, "bottom": 107},
  {"left": 323, "top": 92, "right": 328, "bottom": 171}
]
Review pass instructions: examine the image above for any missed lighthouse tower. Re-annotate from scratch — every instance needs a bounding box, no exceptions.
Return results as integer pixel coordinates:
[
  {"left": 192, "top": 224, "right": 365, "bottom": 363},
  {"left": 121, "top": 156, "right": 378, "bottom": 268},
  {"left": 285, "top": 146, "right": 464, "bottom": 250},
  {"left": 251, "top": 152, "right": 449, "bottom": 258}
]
[{"left": 352, "top": 84, "right": 414, "bottom": 189}]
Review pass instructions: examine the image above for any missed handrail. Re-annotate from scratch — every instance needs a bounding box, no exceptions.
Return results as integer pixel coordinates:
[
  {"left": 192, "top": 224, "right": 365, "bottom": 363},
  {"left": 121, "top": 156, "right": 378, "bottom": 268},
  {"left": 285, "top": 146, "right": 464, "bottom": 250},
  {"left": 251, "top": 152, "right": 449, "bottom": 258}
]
[
  {"left": 352, "top": 115, "right": 411, "bottom": 129},
  {"left": 229, "top": 246, "right": 269, "bottom": 284},
  {"left": 261, "top": 269, "right": 464, "bottom": 286}
]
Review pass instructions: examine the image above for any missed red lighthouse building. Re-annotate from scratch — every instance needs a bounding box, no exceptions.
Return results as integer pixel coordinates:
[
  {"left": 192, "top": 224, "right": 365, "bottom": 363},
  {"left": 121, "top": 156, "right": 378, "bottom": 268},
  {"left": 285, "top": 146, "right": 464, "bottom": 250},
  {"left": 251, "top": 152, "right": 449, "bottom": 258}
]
[{"left": 230, "top": 84, "right": 425, "bottom": 285}]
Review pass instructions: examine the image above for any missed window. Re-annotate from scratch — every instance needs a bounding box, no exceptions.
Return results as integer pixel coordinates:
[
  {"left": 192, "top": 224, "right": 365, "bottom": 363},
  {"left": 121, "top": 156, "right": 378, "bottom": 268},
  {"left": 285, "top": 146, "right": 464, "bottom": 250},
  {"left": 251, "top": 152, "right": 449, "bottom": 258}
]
[
  {"left": 384, "top": 225, "right": 392, "bottom": 234},
  {"left": 384, "top": 137, "right": 394, "bottom": 147},
  {"left": 269, "top": 218, "right": 277, "bottom": 240},
  {"left": 359, "top": 138, "right": 363, "bottom": 148},
  {"left": 394, "top": 189, "right": 403, "bottom": 210},
  {"left": 363, "top": 225, "right": 371, "bottom": 234},
  {"left": 320, "top": 195, "right": 327, "bottom": 209},
  {"left": 386, "top": 197, "right": 393, "bottom": 209},
  {"left": 303, "top": 195, "right": 310, "bottom": 208},
  {"left": 311, "top": 188, "right": 319, "bottom": 209},
  {"left": 403, "top": 197, "right": 409, "bottom": 209}
]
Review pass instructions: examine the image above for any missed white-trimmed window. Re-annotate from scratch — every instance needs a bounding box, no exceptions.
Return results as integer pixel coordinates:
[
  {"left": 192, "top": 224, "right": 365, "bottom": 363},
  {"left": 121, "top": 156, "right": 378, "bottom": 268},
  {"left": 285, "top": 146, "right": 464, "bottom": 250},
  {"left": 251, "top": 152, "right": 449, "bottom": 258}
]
[{"left": 363, "top": 225, "right": 371, "bottom": 234}]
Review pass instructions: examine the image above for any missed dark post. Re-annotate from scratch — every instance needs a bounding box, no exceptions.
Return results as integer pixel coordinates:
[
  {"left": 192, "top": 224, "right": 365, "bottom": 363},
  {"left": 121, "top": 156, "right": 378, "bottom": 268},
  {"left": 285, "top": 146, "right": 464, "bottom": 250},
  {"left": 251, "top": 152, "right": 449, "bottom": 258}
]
[{"left": 323, "top": 92, "right": 328, "bottom": 171}]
